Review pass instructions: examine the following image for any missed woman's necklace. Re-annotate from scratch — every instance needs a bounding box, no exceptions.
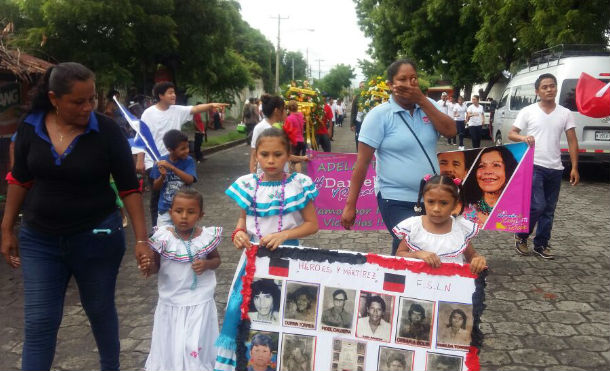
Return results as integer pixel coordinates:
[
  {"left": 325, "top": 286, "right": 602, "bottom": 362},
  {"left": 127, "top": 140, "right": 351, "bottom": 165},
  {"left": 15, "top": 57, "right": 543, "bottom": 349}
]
[
  {"left": 252, "top": 173, "right": 287, "bottom": 241},
  {"left": 52, "top": 116, "right": 79, "bottom": 143},
  {"left": 475, "top": 199, "right": 493, "bottom": 215},
  {"left": 176, "top": 227, "right": 198, "bottom": 290}
]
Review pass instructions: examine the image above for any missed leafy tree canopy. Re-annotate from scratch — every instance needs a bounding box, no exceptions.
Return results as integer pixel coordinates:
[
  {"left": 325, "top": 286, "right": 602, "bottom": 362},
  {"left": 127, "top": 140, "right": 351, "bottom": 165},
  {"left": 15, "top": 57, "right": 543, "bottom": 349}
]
[
  {"left": 355, "top": 0, "right": 610, "bottom": 97},
  {"left": 317, "top": 64, "right": 355, "bottom": 98}
]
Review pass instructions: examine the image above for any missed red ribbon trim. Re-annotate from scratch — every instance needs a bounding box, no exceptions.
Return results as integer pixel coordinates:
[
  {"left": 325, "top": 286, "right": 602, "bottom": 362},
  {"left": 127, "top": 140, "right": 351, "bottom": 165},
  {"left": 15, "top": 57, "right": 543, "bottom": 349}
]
[
  {"left": 465, "top": 346, "right": 480, "bottom": 371},
  {"left": 366, "top": 253, "right": 478, "bottom": 279},
  {"left": 240, "top": 244, "right": 259, "bottom": 320}
]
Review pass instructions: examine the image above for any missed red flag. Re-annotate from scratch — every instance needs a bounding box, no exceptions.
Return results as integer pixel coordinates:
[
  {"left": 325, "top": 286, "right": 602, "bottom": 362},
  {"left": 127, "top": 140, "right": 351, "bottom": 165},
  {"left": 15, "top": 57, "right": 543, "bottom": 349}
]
[
  {"left": 268, "top": 257, "right": 289, "bottom": 277},
  {"left": 383, "top": 272, "right": 406, "bottom": 293},
  {"left": 575, "top": 72, "right": 610, "bottom": 118}
]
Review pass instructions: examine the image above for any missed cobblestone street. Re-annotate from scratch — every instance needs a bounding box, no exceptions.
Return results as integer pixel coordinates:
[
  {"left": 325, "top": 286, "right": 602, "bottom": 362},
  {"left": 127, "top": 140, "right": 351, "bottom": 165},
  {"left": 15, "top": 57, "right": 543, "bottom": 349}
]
[{"left": 1, "top": 123, "right": 609, "bottom": 370}]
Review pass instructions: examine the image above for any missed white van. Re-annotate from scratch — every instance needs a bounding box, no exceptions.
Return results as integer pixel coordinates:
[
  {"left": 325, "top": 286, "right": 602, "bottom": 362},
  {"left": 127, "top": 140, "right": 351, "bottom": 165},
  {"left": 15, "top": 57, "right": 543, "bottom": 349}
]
[{"left": 493, "top": 46, "right": 610, "bottom": 164}]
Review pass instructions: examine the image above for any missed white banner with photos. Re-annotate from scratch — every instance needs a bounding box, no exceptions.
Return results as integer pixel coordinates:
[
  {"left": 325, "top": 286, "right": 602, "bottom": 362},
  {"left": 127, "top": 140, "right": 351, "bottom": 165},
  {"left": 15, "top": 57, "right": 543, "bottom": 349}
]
[{"left": 234, "top": 246, "right": 485, "bottom": 371}]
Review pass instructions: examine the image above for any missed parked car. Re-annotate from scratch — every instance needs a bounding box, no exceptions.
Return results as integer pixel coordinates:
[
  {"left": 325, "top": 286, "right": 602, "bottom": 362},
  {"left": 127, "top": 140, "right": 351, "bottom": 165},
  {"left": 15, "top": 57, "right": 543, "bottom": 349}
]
[
  {"left": 464, "top": 100, "right": 492, "bottom": 138},
  {"left": 493, "top": 45, "right": 610, "bottom": 164}
]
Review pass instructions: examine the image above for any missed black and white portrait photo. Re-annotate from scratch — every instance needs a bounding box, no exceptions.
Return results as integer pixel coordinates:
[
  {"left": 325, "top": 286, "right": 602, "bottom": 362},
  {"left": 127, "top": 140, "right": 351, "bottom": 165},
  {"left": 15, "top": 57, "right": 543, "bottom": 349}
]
[
  {"left": 320, "top": 287, "right": 355, "bottom": 331},
  {"left": 436, "top": 302, "right": 473, "bottom": 349},
  {"left": 426, "top": 352, "right": 463, "bottom": 371},
  {"left": 355, "top": 291, "right": 394, "bottom": 342},
  {"left": 249, "top": 278, "right": 283, "bottom": 326},
  {"left": 283, "top": 282, "right": 319, "bottom": 327},
  {"left": 279, "top": 333, "right": 315, "bottom": 371},
  {"left": 396, "top": 297, "right": 434, "bottom": 346},
  {"left": 377, "top": 347, "right": 414, "bottom": 371}
]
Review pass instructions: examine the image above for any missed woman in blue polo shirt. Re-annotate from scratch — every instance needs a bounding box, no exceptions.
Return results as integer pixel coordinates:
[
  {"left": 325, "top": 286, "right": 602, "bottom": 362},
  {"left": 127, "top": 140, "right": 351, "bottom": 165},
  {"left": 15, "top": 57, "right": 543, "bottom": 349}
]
[
  {"left": 0, "top": 62, "right": 149, "bottom": 371},
  {"left": 341, "top": 59, "right": 457, "bottom": 255}
]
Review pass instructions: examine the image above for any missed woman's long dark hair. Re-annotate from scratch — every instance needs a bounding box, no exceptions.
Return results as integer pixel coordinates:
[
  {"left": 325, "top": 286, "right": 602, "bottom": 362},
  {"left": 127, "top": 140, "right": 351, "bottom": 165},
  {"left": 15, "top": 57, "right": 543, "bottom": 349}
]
[
  {"left": 29, "top": 62, "right": 95, "bottom": 113},
  {"left": 463, "top": 146, "right": 518, "bottom": 205}
]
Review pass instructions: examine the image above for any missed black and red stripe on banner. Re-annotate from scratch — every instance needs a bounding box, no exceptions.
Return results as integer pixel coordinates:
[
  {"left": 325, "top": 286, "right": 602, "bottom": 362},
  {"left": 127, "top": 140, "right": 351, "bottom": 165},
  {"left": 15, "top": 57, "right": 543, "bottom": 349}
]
[
  {"left": 383, "top": 272, "right": 406, "bottom": 293},
  {"left": 268, "top": 257, "right": 290, "bottom": 277}
]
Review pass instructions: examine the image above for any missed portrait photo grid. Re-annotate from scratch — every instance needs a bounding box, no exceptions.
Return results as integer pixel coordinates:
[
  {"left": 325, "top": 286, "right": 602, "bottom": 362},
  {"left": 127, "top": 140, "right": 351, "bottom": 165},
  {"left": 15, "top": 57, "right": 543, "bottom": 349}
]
[{"left": 247, "top": 274, "right": 473, "bottom": 371}]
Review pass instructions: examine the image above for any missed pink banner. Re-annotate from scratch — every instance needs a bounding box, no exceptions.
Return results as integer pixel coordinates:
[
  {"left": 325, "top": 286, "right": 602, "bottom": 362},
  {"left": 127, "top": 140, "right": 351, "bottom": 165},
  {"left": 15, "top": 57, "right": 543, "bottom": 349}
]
[
  {"left": 307, "top": 151, "right": 385, "bottom": 230},
  {"left": 309, "top": 143, "right": 533, "bottom": 233}
]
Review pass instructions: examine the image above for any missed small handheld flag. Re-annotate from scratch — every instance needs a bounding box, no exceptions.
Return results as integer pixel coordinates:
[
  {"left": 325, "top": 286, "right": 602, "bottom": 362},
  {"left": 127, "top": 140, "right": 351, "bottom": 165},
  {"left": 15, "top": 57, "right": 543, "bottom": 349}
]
[
  {"left": 268, "top": 257, "right": 290, "bottom": 277},
  {"left": 383, "top": 272, "right": 406, "bottom": 293},
  {"left": 113, "top": 96, "right": 161, "bottom": 162}
]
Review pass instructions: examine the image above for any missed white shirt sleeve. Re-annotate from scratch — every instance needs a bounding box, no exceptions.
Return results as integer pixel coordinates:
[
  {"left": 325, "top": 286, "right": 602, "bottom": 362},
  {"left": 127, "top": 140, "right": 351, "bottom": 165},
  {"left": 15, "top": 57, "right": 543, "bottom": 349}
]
[
  {"left": 564, "top": 109, "right": 576, "bottom": 131},
  {"left": 513, "top": 106, "right": 529, "bottom": 131},
  {"left": 175, "top": 105, "right": 193, "bottom": 125}
]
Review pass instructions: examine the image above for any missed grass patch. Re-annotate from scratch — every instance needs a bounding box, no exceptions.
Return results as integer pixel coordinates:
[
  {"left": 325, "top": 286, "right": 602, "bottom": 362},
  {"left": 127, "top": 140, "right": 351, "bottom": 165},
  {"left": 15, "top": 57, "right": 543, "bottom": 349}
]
[{"left": 201, "top": 131, "right": 246, "bottom": 148}]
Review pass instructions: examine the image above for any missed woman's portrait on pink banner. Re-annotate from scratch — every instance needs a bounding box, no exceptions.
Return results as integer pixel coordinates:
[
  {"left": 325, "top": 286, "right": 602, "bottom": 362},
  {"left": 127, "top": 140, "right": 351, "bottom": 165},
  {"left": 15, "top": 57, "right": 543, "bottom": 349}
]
[{"left": 462, "top": 146, "right": 518, "bottom": 228}]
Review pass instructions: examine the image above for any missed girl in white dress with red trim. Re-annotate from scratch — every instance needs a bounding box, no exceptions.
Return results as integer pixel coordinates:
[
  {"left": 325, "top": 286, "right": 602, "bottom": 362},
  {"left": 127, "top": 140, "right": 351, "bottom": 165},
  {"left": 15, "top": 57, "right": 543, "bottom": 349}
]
[
  {"left": 139, "top": 188, "right": 222, "bottom": 371},
  {"left": 393, "top": 174, "right": 487, "bottom": 274}
]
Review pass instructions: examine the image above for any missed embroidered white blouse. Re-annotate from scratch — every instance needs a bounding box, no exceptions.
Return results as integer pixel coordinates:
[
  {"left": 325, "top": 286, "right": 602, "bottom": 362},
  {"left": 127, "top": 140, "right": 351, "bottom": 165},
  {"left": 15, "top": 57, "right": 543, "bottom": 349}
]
[
  {"left": 225, "top": 172, "right": 318, "bottom": 242},
  {"left": 392, "top": 216, "right": 479, "bottom": 264}
]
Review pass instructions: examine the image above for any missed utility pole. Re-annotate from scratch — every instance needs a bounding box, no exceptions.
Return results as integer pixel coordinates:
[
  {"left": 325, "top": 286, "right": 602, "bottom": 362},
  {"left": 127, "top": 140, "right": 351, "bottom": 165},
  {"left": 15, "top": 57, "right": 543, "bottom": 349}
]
[
  {"left": 271, "top": 14, "right": 289, "bottom": 94},
  {"left": 291, "top": 57, "right": 294, "bottom": 81},
  {"left": 316, "top": 59, "right": 325, "bottom": 80},
  {"left": 306, "top": 48, "right": 309, "bottom": 80}
]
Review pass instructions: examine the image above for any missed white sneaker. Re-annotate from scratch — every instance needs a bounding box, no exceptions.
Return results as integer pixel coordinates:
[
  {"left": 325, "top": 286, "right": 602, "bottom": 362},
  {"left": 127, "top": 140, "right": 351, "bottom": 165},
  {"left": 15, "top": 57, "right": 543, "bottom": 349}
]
[{"left": 458, "top": 146, "right": 465, "bottom": 150}]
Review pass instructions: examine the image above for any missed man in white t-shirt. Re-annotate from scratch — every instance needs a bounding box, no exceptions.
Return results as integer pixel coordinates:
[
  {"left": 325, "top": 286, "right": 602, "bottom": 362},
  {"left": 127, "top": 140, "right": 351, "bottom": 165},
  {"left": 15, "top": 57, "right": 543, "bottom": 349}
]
[
  {"left": 142, "top": 81, "right": 227, "bottom": 225},
  {"left": 466, "top": 95, "right": 485, "bottom": 148},
  {"left": 335, "top": 98, "right": 346, "bottom": 127},
  {"left": 509, "top": 73, "right": 579, "bottom": 260},
  {"left": 436, "top": 92, "right": 449, "bottom": 115}
]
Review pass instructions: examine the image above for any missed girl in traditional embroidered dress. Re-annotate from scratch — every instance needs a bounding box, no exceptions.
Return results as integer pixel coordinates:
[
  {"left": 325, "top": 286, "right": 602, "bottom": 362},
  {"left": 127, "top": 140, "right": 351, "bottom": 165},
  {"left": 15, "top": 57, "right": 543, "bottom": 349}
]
[
  {"left": 394, "top": 175, "right": 486, "bottom": 274},
  {"left": 215, "top": 128, "right": 318, "bottom": 371},
  {"left": 227, "top": 127, "right": 319, "bottom": 250},
  {"left": 139, "top": 188, "right": 222, "bottom": 371}
]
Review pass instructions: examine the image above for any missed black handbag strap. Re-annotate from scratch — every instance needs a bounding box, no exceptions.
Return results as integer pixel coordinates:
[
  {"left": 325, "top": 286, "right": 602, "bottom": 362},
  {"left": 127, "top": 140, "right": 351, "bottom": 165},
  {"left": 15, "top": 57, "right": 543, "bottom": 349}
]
[{"left": 397, "top": 112, "right": 437, "bottom": 175}]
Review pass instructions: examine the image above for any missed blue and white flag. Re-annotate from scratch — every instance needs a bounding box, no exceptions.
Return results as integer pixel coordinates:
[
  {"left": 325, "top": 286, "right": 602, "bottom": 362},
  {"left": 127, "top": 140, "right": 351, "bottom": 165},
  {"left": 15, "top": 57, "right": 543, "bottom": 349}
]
[{"left": 113, "top": 96, "right": 161, "bottom": 162}]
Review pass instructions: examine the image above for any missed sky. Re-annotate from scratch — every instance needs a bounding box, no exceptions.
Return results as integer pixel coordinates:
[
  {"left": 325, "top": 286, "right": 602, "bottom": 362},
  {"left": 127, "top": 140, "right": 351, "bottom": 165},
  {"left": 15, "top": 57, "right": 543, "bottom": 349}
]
[{"left": 237, "top": 0, "right": 372, "bottom": 84}]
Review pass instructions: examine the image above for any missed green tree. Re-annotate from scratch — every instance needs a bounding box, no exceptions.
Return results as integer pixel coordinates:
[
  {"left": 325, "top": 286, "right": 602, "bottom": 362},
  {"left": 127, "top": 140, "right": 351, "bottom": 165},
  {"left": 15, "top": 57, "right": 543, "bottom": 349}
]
[
  {"left": 355, "top": 0, "right": 610, "bottom": 98},
  {"left": 4, "top": 0, "right": 177, "bottom": 90},
  {"left": 355, "top": 0, "right": 483, "bottom": 98},
  {"left": 230, "top": 4, "right": 275, "bottom": 92},
  {"left": 473, "top": 0, "right": 610, "bottom": 97},
  {"left": 318, "top": 64, "right": 355, "bottom": 98},
  {"left": 280, "top": 50, "right": 307, "bottom": 84},
  {"left": 358, "top": 58, "right": 385, "bottom": 82},
  {"left": 171, "top": 0, "right": 251, "bottom": 101}
]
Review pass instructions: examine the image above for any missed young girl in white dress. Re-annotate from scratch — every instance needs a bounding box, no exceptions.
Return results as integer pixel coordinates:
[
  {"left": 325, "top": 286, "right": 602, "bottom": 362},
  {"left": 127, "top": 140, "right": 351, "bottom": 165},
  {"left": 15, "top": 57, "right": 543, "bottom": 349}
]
[
  {"left": 393, "top": 174, "right": 487, "bottom": 274},
  {"left": 215, "top": 127, "right": 319, "bottom": 371},
  {"left": 139, "top": 188, "right": 222, "bottom": 371}
]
